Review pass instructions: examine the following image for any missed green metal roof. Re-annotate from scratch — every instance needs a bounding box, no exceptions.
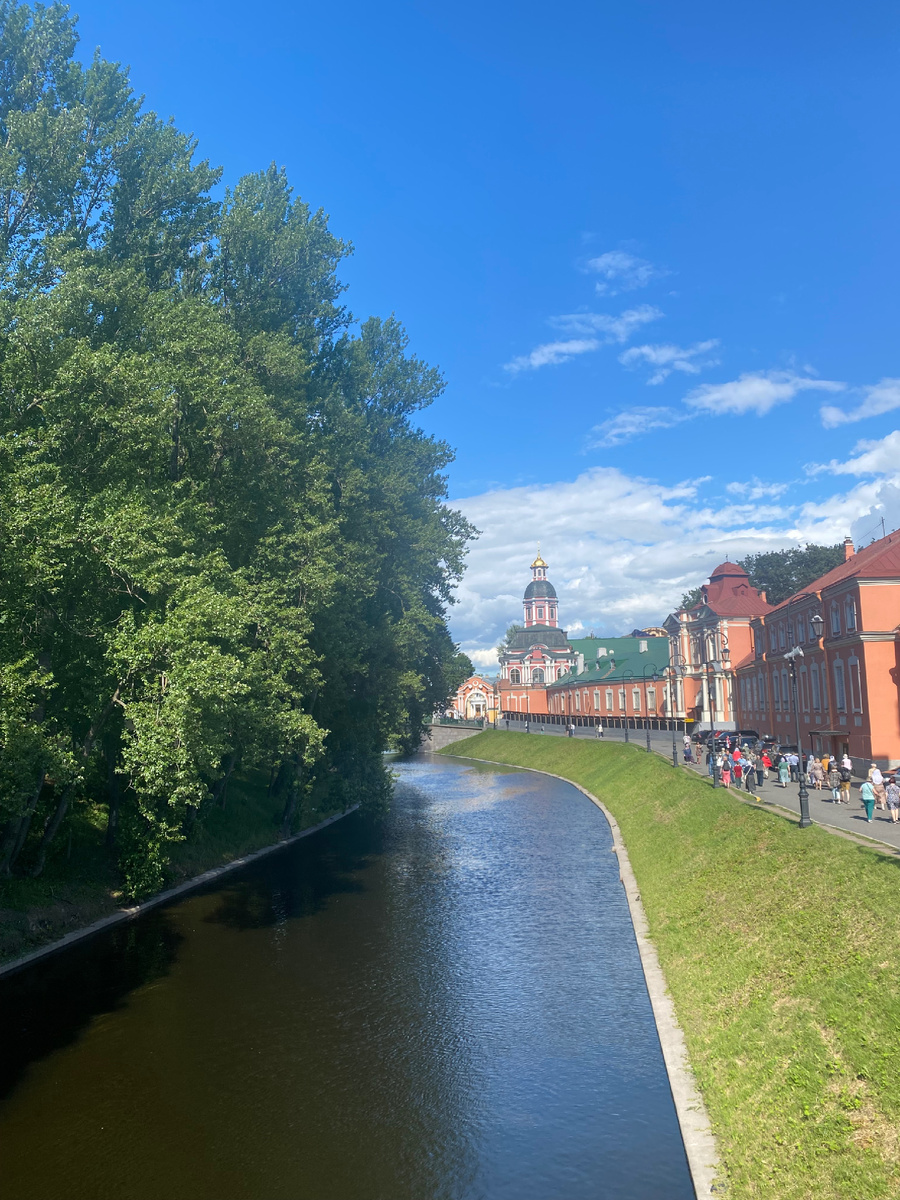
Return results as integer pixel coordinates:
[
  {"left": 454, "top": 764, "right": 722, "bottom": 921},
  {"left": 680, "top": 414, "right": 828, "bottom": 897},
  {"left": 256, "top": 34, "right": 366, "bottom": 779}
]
[{"left": 546, "top": 635, "right": 670, "bottom": 689}]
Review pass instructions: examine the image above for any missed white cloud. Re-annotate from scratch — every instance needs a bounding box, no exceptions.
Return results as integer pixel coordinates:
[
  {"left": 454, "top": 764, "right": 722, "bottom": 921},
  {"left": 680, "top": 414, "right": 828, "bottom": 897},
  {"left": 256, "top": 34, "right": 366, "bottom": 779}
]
[
  {"left": 449, "top": 465, "right": 877, "bottom": 668},
  {"left": 725, "top": 478, "right": 789, "bottom": 500},
  {"left": 587, "top": 406, "right": 687, "bottom": 447},
  {"left": 551, "top": 304, "right": 663, "bottom": 342},
  {"left": 685, "top": 370, "right": 845, "bottom": 416},
  {"left": 812, "top": 429, "right": 900, "bottom": 477},
  {"left": 619, "top": 339, "right": 720, "bottom": 385},
  {"left": 820, "top": 378, "right": 900, "bottom": 428},
  {"left": 585, "top": 251, "right": 666, "bottom": 295},
  {"left": 504, "top": 306, "right": 663, "bottom": 374},
  {"left": 504, "top": 338, "right": 599, "bottom": 373}
]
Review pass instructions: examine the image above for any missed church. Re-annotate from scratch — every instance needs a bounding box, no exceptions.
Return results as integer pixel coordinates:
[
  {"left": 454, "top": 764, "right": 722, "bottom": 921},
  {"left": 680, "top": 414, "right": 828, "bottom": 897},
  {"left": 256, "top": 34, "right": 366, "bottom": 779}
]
[{"left": 497, "top": 552, "right": 577, "bottom": 713}]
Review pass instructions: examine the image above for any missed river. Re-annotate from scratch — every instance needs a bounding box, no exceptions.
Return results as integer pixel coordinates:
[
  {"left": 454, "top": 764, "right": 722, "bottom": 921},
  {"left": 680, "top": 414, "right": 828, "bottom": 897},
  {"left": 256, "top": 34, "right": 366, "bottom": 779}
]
[{"left": 0, "top": 755, "right": 694, "bottom": 1199}]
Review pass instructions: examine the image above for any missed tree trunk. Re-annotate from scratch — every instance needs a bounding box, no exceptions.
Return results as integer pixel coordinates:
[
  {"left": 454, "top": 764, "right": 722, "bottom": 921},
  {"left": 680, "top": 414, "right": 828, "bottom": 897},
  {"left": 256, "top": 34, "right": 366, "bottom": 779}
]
[
  {"left": 0, "top": 767, "right": 45, "bottom": 875},
  {"left": 280, "top": 759, "right": 303, "bottom": 837},
  {"left": 212, "top": 753, "right": 237, "bottom": 809},
  {"left": 30, "top": 782, "right": 74, "bottom": 877}
]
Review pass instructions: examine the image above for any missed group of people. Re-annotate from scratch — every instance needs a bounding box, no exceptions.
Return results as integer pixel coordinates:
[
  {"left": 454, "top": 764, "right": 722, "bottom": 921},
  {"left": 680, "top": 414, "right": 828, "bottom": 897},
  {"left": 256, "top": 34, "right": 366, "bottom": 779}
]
[{"left": 682, "top": 733, "right": 900, "bottom": 825}]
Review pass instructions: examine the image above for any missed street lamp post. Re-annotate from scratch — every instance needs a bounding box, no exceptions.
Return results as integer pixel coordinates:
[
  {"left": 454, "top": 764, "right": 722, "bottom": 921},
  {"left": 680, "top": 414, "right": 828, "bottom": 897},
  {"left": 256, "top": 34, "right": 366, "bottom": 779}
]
[
  {"left": 784, "top": 612, "right": 823, "bottom": 831},
  {"left": 621, "top": 669, "right": 635, "bottom": 744},
  {"left": 706, "top": 658, "right": 723, "bottom": 787},
  {"left": 641, "top": 664, "right": 659, "bottom": 753},
  {"left": 665, "top": 653, "right": 686, "bottom": 767}
]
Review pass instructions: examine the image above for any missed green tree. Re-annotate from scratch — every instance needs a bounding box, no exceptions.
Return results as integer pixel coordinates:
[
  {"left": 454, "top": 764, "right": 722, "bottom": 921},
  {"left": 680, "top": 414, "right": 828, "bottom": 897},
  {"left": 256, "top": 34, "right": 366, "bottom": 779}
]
[{"left": 738, "top": 544, "right": 845, "bottom": 606}]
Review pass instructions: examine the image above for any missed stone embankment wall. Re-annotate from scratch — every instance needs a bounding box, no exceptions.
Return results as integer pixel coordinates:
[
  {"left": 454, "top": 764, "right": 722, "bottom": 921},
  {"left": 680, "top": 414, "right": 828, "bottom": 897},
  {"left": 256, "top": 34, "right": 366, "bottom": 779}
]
[{"left": 419, "top": 724, "right": 481, "bottom": 752}]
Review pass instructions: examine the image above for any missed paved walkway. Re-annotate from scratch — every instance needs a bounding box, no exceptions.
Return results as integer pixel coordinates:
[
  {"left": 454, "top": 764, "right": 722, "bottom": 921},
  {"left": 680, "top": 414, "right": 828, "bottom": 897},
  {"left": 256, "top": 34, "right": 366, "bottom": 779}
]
[{"left": 497, "top": 720, "right": 900, "bottom": 853}]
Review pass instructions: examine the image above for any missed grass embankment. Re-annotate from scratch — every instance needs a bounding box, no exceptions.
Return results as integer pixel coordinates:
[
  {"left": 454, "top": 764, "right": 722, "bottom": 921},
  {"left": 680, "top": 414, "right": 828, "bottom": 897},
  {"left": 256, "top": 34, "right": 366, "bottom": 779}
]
[
  {"left": 441, "top": 731, "right": 900, "bottom": 1200},
  {"left": 0, "top": 775, "right": 341, "bottom": 965}
]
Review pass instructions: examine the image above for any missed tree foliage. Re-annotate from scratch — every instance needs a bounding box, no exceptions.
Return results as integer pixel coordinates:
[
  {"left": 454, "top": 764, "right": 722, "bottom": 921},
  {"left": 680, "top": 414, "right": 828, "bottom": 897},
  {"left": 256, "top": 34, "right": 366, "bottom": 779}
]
[{"left": 0, "top": 3, "right": 473, "bottom": 896}]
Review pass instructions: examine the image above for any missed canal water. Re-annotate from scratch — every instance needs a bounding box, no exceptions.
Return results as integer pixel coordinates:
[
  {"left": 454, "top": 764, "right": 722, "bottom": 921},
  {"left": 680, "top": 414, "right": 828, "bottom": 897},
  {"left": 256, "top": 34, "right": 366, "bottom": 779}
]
[{"left": 0, "top": 756, "right": 694, "bottom": 1200}]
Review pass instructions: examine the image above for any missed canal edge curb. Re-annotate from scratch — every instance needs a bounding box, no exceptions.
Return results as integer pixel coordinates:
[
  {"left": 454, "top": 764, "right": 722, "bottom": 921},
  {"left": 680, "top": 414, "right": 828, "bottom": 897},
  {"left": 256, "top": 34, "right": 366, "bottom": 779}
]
[
  {"left": 443, "top": 753, "right": 721, "bottom": 1199},
  {"left": 0, "top": 805, "right": 359, "bottom": 981}
]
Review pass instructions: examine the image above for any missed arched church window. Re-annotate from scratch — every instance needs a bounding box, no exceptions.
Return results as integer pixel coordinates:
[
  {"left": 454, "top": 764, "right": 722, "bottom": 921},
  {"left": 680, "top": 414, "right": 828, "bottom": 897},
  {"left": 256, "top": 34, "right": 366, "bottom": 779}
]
[
  {"left": 509, "top": 669, "right": 521, "bottom": 684},
  {"left": 532, "top": 668, "right": 545, "bottom": 684}
]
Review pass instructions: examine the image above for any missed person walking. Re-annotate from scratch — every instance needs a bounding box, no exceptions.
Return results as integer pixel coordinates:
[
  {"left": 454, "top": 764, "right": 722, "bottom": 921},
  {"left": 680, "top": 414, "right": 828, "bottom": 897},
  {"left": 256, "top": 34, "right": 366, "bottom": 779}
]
[
  {"left": 789, "top": 751, "right": 800, "bottom": 782},
  {"left": 761, "top": 750, "right": 772, "bottom": 781},
  {"left": 595, "top": 723, "right": 604, "bottom": 738},
  {"left": 720, "top": 754, "right": 732, "bottom": 788},
  {"left": 827, "top": 763, "right": 841, "bottom": 802},
  {"left": 860, "top": 778, "right": 876, "bottom": 822},
  {"left": 821, "top": 752, "right": 831, "bottom": 776},
  {"left": 842, "top": 752, "right": 852, "bottom": 772},
  {"left": 810, "top": 757, "right": 825, "bottom": 790},
  {"left": 869, "top": 765, "right": 886, "bottom": 810},
  {"left": 755, "top": 756, "right": 765, "bottom": 789},
  {"left": 839, "top": 762, "right": 852, "bottom": 804},
  {"left": 743, "top": 754, "right": 755, "bottom": 794},
  {"left": 683, "top": 733, "right": 691, "bottom": 756},
  {"left": 886, "top": 776, "right": 900, "bottom": 824},
  {"left": 778, "top": 756, "right": 790, "bottom": 787}
]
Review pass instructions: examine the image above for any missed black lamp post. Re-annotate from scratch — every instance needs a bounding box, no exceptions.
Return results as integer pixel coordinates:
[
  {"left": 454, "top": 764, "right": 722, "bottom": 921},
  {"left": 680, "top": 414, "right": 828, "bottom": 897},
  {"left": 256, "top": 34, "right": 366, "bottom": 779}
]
[
  {"left": 641, "top": 664, "right": 659, "bottom": 752},
  {"left": 665, "top": 653, "right": 686, "bottom": 766},
  {"left": 705, "top": 658, "right": 723, "bottom": 788},
  {"left": 621, "top": 668, "right": 634, "bottom": 743},
  {"left": 784, "top": 612, "right": 824, "bottom": 830}
]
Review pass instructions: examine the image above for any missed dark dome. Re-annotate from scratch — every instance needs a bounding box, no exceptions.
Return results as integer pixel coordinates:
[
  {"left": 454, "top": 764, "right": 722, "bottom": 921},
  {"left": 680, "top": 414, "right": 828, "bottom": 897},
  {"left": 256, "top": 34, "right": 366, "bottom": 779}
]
[
  {"left": 507, "top": 627, "right": 569, "bottom": 651},
  {"left": 524, "top": 579, "right": 557, "bottom": 600}
]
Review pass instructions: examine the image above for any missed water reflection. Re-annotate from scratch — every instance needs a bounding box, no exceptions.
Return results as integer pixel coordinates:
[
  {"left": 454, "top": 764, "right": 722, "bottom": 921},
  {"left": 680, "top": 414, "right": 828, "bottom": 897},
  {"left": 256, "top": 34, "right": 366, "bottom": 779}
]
[{"left": 0, "top": 755, "right": 693, "bottom": 1200}]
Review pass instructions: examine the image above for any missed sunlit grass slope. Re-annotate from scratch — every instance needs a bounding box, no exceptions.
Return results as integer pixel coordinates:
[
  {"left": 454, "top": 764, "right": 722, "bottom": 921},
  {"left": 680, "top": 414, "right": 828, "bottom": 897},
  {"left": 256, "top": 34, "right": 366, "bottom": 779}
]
[{"left": 440, "top": 731, "right": 900, "bottom": 1200}]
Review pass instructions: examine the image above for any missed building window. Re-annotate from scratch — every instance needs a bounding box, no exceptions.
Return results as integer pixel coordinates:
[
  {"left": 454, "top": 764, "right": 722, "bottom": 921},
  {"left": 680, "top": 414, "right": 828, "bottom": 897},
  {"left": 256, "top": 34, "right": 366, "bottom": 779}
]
[
  {"left": 849, "top": 658, "right": 862, "bottom": 712},
  {"left": 831, "top": 603, "right": 841, "bottom": 636},
  {"left": 800, "top": 667, "right": 809, "bottom": 712},
  {"left": 618, "top": 688, "right": 626, "bottom": 712},
  {"left": 605, "top": 688, "right": 613, "bottom": 711},
  {"left": 532, "top": 668, "right": 544, "bottom": 684},
  {"left": 537, "top": 606, "right": 544, "bottom": 620},
  {"left": 778, "top": 624, "right": 786, "bottom": 650},
  {"left": 632, "top": 688, "right": 641, "bottom": 712},
  {"left": 758, "top": 672, "right": 766, "bottom": 713},
  {"left": 773, "top": 671, "right": 781, "bottom": 710},
  {"left": 845, "top": 598, "right": 857, "bottom": 632},
  {"left": 639, "top": 639, "right": 648, "bottom": 652},
  {"left": 769, "top": 627, "right": 777, "bottom": 653},
  {"left": 647, "top": 687, "right": 657, "bottom": 713},
  {"left": 833, "top": 661, "right": 846, "bottom": 712},
  {"left": 549, "top": 607, "right": 556, "bottom": 620},
  {"left": 525, "top": 606, "right": 532, "bottom": 622},
  {"left": 574, "top": 691, "right": 581, "bottom": 711},
  {"left": 509, "top": 668, "right": 521, "bottom": 684},
  {"left": 811, "top": 663, "right": 821, "bottom": 711},
  {"left": 781, "top": 669, "right": 790, "bottom": 713}
]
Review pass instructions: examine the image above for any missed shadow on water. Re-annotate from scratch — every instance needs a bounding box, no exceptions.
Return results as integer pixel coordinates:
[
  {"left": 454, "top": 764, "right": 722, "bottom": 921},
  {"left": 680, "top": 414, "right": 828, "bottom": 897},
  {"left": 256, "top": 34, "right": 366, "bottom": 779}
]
[
  {"left": 0, "top": 911, "right": 183, "bottom": 1102},
  {"left": 0, "top": 810, "right": 375, "bottom": 1101}
]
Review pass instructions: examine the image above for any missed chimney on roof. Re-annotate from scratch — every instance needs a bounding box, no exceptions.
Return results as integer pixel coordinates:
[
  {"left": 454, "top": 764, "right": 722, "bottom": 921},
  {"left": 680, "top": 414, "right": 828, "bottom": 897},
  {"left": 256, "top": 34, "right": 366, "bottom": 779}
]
[
  {"left": 843, "top": 536, "right": 854, "bottom": 561},
  {"left": 760, "top": 590, "right": 767, "bottom": 604}
]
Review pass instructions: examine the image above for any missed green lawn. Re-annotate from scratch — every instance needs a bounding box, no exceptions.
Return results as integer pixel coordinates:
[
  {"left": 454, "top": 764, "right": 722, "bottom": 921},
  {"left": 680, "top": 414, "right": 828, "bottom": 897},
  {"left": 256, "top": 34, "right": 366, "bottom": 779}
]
[{"left": 440, "top": 731, "right": 900, "bottom": 1200}]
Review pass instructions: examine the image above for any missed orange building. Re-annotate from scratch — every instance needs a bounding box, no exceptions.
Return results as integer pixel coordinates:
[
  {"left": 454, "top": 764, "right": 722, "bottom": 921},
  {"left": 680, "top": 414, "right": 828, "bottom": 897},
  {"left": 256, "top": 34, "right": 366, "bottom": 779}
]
[
  {"left": 733, "top": 532, "right": 900, "bottom": 772},
  {"left": 451, "top": 675, "right": 499, "bottom": 722},
  {"left": 663, "top": 562, "right": 772, "bottom": 732}
]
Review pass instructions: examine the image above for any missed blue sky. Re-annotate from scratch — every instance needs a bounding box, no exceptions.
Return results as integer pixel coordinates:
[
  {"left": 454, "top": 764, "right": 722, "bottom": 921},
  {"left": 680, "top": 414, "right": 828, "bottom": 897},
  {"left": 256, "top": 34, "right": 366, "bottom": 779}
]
[{"left": 72, "top": 0, "right": 900, "bottom": 666}]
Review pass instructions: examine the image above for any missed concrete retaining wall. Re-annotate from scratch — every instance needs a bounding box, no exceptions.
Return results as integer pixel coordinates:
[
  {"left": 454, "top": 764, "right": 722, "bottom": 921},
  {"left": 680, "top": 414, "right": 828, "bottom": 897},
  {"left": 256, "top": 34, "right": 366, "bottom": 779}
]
[{"left": 418, "top": 724, "right": 483, "bottom": 752}]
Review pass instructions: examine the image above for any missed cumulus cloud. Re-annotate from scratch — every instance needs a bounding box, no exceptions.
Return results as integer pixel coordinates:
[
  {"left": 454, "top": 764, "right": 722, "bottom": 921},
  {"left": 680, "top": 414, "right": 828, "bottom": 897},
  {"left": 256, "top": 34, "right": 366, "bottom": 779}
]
[
  {"left": 504, "top": 306, "right": 663, "bottom": 374},
  {"left": 820, "top": 378, "right": 900, "bottom": 428},
  {"left": 619, "top": 339, "right": 720, "bottom": 385},
  {"left": 585, "top": 251, "right": 666, "bottom": 295},
  {"left": 587, "top": 406, "right": 688, "bottom": 447},
  {"left": 684, "top": 369, "right": 845, "bottom": 416},
  {"left": 450, "top": 466, "right": 876, "bottom": 669},
  {"left": 812, "top": 430, "right": 900, "bottom": 477}
]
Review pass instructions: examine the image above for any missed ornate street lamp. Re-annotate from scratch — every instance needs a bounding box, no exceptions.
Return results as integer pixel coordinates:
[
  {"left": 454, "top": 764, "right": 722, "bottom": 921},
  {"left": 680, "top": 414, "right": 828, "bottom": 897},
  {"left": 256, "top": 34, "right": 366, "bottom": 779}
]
[
  {"left": 641, "top": 664, "right": 660, "bottom": 753},
  {"left": 705, "top": 658, "right": 723, "bottom": 788},
  {"left": 782, "top": 612, "right": 824, "bottom": 831},
  {"left": 665, "top": 652, "right": 686, "bottom": 767}
]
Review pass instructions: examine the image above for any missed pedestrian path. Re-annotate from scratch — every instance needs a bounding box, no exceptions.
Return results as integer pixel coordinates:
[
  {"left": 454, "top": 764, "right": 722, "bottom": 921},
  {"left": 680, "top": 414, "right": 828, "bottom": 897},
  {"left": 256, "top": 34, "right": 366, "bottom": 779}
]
[{"left": 496, "top": 720, "right": 900, "bottom": 853}]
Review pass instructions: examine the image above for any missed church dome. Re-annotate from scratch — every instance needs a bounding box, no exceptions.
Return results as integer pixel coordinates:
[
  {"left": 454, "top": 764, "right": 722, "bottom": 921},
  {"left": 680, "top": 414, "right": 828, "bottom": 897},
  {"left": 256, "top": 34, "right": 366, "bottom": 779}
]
[{"left": 524, "top": 579, "right": 557, "bottom": 600}]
